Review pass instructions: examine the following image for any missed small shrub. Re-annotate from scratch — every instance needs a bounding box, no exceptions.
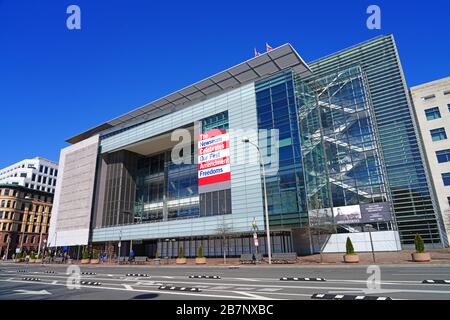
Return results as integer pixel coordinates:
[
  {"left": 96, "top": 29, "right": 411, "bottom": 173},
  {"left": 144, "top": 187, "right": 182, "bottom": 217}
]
[
  {"left": 155, "top": 251, "right": 160, "bottom": 259},
  {"left": 82, "top": 247, "right": 89, "bottom": 260},
  {"left": 414, "top": 234, "right": 425, "bottom": 253},
  {"left": 197, "top": 244, "right": 204, "bottom": 258},
  {"left": 92, "top": 249, "right": 99, "bottom": 259},
  {"left": 345, "top": 237, "right": 355, "bottom": 255},
  {"left": 178, "top": 246, "right": 185, "bottom": 259},
  {"left": 30, "top": 251, "right": 36, "bottom": 259}
]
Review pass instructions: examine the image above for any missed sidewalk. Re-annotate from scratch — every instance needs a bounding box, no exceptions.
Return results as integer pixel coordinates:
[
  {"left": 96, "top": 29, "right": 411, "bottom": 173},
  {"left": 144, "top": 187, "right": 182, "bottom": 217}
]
[{"left": 2, "top": 249, "right": 449, "bottom": 267}]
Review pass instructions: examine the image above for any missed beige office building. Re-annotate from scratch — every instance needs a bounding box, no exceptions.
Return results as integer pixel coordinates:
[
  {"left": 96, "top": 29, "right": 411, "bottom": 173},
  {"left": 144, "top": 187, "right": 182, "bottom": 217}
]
[{"left": 411, "top": 76, "right": 450, "bottom": 244}]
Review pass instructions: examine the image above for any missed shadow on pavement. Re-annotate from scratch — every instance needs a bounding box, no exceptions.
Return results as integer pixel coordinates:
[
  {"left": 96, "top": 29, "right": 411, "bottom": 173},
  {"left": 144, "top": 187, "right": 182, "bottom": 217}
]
[{"left": 131, "top": 293, "right": 159, "bottom": 300}]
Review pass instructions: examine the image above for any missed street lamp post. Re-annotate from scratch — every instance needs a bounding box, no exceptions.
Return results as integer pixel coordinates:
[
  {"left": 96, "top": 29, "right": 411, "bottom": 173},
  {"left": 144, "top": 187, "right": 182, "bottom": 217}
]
[
  {"left": 37, "top": 212, "right": 46, "bottom": 257},
  {"left": 5, "top": 236, "right": 11, "bottom": 260},
  {"left": 252, "top": 217, "right": 258, "bottom": 255},
  {"left": 243, "top": 138, "right": 272, "bottom": 264},
  {"left": 365, "top": 224, "right": 376, "bottom": 263}
]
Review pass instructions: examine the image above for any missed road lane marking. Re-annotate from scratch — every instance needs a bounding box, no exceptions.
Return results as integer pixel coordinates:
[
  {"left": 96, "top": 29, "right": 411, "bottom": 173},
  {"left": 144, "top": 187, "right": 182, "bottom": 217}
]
[
  {"left": 0, "top": 278, "right": 265, "bottom": 300},
  {"left": 232, "top": 291, "right": 273, "bottom": 300},
  {"left": 14, "top": 289, "right": 51, "bottom": 295}
]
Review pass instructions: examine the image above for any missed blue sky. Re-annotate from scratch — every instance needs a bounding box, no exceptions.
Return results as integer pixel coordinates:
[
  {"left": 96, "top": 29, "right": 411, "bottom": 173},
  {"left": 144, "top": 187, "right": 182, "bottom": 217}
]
[{"left": 1, "top": 0, "right": 449, "bottom": 167}]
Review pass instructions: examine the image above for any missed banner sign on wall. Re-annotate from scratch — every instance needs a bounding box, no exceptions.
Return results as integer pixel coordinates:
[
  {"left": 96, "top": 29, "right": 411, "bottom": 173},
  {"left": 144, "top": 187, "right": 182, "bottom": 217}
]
[
  {"left": 333, "top": 202, "right": 391, "bottom": 225},
  {"left": 359, "top": 202, "right": 391, "bottom": 223},
  {"left": 198, "top": 129, "right": 231, "bottom": 188}
]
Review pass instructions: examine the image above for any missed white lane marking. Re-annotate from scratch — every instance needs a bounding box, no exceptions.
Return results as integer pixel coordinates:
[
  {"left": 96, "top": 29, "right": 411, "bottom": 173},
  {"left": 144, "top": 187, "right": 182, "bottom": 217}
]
[
  {"left": 51, "top": 280, "right": 58, "bottom": 284},
  {"left": 232, "top": 291, "right": 274, "bottom": 300},
  {"left": 0, "top": 278, "right": 263, "bottom": 300},
  {"left": 14, "top": 289, "right": 51, "bottom": 295},
  {"left": 258, "top": 288, "right": 281, "bottom": 292},
  {"left": 392, "top": 273, "right": 450, "bottom": 276},
  {"left": 232, "top": 278, "right": 260, "bottom": 282},
  {"left": 235, "top": 287, "right": 255, "bottom": 291},
  {"left": 207, "top": 286, "right": 232, "bottom": 290},
  {"left": 122, "top": 284, "right": 133, "bottom": 290}
]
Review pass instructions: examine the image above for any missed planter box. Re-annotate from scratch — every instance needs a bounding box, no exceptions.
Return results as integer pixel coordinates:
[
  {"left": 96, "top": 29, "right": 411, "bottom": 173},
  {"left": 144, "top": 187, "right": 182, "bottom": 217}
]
[
  {"left": 90, "top": 259, "right": 99, "bottom": 264},
  {"left": 81, "top": 259, "right": 90, "bottom": 264},
  {"left": 195, "top": 257, "right": 207, "bottom": 265},
  {"left": 176, "top": 258, "right": 187, "bottom": 264},
  {"left": 15, "top": 259, "right": 23, "bottom": 263},
  {"left": 35, "top": 259, "right": 42, "bottom": 264},
  {"left": 412, "top": 252, "right": 431, "bottom": 262},
  {"left": 29, "top": 259, "right": 36, "bottom": 264},
  {"left": 343, "top": 254, "right": 359, "bottom": 263},
  {"left": 154, "top": 259, "right": 161, "bottom": 265}
]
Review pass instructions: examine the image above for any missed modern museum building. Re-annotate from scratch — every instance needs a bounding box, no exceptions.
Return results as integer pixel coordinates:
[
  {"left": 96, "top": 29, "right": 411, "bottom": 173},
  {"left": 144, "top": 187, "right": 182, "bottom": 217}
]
[{"left": 48, "top": 35, "right": 449, "bottom": 258}]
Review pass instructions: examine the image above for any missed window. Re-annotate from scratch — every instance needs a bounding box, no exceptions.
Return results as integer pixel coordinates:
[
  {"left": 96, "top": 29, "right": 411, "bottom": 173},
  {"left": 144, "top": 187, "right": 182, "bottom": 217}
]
[
  {"left": 49, "top": 168, "right": 53, "bottom": 175},
  {"left": 436, "top": 149, "right": 450, "bottom": 163},
  {"left": 422, "top": 94, "right": 435, "bottom": 101},
  {"left": 443, "top": 173, "right": 450, "bottom": 186},
  {"left": 20, "top": 173, "right": 27, "bottom": 178},
  {"left": 32, "top": 173, "right": 36, "bottom": 181},
  {"left": 44, "top": 166, "right": 48, "bottom": 174},
  {"left": 39, "top": 165, "right": 43, "bottom": 173},
  {"left": 448, "top": 197, "right": 450, "bottom": 207},
  {"left": 37, "top": 175, "right": 42, "bottom": 183},
  {"left": 444, "top": 90, "right": 450, "bottom": 96},
  {"left": 431, "top": 128, "right": 447, "bottom": 141},
  {"left": 448, "top": 104, "right": 450, "bottom": 112},
  {"left": 425, "top": 107, "right": 441, "bottom": 120}
]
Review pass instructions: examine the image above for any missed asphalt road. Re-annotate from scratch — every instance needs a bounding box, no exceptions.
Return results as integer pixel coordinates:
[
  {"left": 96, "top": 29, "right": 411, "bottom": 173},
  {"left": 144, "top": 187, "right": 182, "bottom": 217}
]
[{"left": 0, "top": 262, "right": 449, "bottom": 300}]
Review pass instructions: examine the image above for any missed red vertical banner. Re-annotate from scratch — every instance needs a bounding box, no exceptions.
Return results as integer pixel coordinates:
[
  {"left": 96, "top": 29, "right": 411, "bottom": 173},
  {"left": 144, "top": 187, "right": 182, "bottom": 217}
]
[{"left": 198, "top": 129, "right": 231, "bottom": 187}]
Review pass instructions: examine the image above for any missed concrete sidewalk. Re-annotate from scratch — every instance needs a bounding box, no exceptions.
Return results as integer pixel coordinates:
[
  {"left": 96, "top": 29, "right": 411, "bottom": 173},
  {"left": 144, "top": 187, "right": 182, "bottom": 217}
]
[{"left": 2, "top": 248, "right": 449, "bottom": 267}]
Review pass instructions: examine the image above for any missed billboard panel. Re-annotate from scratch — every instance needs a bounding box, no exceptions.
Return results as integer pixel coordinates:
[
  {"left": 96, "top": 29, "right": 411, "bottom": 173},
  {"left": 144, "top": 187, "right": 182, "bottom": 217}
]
[
  {"left": 333, "top": 205, "right": 362, "bottom": 224},
  {"left": 333, "top": 202, "right": 391, "bottom": 225},
  {"left": 360, "top": 202, "right": 391, "bottom": 223},
  {"left": 198, "top": 129, "right": 231, "bottom": 191}
]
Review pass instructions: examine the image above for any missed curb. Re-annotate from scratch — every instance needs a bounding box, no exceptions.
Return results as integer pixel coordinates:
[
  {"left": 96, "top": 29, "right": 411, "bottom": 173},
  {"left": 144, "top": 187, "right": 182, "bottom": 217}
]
[
  {"left": 79, "top": 281, "right": 102, "bottom": 286},
  {"left": 159, "top": 285, "right": 201, "bottom": 292},
  {"left": 22, "top": 277, "right": 41, "bottom": 281},
  {"left": 280, "top": 277, "right": 326, "bottom": 281},
  {"left": 422, "top": 280, "right": 450, "bottom": 284},
  {"left": 311, "top": 293, "right": 392, "bottom": 300}
]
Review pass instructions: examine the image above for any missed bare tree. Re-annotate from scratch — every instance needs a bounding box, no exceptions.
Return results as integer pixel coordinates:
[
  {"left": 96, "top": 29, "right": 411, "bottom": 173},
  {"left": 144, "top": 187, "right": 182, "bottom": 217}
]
[{"left": 216, "top": 215, "right": 232, "bottom": 264}]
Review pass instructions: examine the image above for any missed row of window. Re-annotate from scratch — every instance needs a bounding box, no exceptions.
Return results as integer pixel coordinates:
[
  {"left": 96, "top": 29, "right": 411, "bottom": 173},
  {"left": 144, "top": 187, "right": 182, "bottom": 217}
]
[
  {"left": 0, "top": 162, "right": 36, "bottom": 177},
  {"left": 24, "top": 183, "right": 54, "bottom": 193},
  {"left": 1, "top": 189, "right": 52, "bottom": 202},
  {"left": 38, "top": 165, "right": 58, "bottom": 177}
]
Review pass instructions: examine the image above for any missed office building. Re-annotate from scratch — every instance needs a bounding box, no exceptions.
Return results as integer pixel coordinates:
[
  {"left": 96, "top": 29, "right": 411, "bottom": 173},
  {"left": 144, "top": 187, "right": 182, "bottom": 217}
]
[
  {"left": 48, "top": 35, "right": 447, "bottom": 258},
  {"left": 0, "top": 157, "right": 59, "bottom": 194},
  {"left": 0, "top": 184, "right": 53, "bottom": 258},
  {"left": 410, "top": 76, "right": 450, "bottom": 243}
]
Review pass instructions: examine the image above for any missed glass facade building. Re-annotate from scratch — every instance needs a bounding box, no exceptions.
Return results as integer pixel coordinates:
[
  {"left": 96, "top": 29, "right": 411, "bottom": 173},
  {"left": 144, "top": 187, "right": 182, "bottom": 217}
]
[{"left": 49, "top": 36, "right": 447, "bottom": 260}]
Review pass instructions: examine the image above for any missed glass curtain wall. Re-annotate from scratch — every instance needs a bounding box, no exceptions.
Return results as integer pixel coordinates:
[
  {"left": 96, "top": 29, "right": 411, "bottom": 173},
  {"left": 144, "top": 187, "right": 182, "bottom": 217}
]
[
  {"left": 255, "top": 71, "right": 308, "bottom": 228},
  {"left": 295, "top": 66, "right": 389, "bottom": 229}
]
